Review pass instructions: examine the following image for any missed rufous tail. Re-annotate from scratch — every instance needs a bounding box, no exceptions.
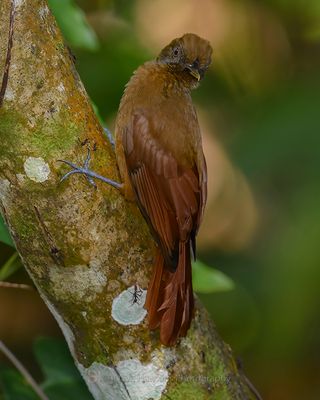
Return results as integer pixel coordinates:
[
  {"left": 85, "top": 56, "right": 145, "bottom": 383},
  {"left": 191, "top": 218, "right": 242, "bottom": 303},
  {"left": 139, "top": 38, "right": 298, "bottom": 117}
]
[{"left": 145, "top": 241, "right": 194, "bottom": 346}]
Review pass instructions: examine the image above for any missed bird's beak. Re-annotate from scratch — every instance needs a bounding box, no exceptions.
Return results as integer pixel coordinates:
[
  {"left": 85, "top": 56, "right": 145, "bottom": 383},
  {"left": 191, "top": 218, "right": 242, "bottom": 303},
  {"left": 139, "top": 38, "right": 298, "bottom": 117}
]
[{"left": 186, "top": 65, "right": 201, "bottom": 81}]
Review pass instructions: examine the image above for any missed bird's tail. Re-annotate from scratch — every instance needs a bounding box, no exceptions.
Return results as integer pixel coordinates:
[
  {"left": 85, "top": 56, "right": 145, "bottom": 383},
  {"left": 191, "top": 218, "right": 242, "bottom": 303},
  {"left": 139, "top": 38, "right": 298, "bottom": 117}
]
[{"left": 145, "top": 242, "right": 194, "bottom": 346}]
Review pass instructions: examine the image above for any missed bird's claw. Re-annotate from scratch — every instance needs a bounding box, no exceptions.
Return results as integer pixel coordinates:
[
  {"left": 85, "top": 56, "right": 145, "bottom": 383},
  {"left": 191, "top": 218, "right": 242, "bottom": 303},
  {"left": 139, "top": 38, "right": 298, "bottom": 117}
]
[
  {"left": 58, "top": 146, "right": 123, "bottom": 190},
  {"left": 58, "top": 147, "right": 97, "bottom": 188}
]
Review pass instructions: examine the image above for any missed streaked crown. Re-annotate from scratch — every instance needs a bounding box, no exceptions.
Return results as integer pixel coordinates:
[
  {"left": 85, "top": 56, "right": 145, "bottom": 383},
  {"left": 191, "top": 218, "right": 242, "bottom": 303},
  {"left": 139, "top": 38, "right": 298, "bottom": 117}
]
[{"left": 157, "top": 33, "right": 212, "bottom": 81}]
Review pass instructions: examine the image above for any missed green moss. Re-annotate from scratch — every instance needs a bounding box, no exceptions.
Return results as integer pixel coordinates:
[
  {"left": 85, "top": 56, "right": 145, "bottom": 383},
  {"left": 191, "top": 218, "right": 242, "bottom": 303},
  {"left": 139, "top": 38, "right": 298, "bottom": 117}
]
[
  {"left": 61, "top": 304, "right": 113, "bottom": 367},
  {"left": 10, "top": 211, "right": 38, "bottom": 241},
  {"left": 166, "top": 382, "right": 208, "bottom": 400},
  {"left": 0, "top": 109, "right": 24, "bottom": 158},
  {"left": 203, "top": 343, "right": 239, "bottom": 399},
  {"left": 30, "top": 111, "right": 81, "bottom": 158},
  {"left": 0, "top": 108, "right": 81, "bottom": 162}
]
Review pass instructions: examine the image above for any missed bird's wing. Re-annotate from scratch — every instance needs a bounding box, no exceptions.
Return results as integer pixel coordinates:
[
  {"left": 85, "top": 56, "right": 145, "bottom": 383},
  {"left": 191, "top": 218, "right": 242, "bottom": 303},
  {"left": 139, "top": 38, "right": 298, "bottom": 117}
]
[{"left": 122, "top": 112, "right": 206, "bottom": 269}]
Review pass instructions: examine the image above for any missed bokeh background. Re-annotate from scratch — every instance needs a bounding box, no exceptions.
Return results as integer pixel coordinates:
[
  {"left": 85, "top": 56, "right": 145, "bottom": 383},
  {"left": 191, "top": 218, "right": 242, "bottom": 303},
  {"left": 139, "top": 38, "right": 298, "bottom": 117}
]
[{"left": 1, "top": 0, "right": 320, "bottom": 398}]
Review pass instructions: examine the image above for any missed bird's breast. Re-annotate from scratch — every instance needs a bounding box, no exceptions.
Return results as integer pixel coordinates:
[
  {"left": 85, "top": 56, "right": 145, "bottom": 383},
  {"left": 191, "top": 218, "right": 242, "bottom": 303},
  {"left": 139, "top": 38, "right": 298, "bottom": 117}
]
[{"left": 116, "top": 63, "right": 202, "bottom": 170}]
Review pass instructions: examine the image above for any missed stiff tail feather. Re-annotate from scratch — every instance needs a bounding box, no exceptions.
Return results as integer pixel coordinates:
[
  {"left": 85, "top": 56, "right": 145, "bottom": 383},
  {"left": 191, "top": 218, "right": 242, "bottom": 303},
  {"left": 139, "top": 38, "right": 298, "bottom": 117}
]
[{"left": 145, "top": 242, "right": 194, "bottom": 346}]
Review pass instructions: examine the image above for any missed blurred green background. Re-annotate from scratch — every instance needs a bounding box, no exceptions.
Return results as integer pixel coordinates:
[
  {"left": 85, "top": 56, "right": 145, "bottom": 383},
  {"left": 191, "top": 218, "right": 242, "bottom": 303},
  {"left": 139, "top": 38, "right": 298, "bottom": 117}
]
[{"left": 1, "top": 0, "right": 320, "bottom": 399}]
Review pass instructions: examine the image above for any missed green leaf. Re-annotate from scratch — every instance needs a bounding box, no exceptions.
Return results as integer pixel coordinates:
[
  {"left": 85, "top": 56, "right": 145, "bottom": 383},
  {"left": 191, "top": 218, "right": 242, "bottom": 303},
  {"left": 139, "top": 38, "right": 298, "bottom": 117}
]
[
  {"left": 0, "top": 253, "right": 22, "bottom": 281},
  {"left": 192, "top": 260, "right": 234, "bottom": 294},
  {"left": 43, "top": 381, "right": 93, "bottom": 400},
  {"left": 0, "top": 368, "right": 39, "bottom": 400},
  {"left": 48, "top": 0, "right": 99, "bottom": 51},
  {"left": 33, "top": 337, "right": 93, "bottom": 400},
  {"left": 0, "top": 215, "right": 14, "bottom": 247}
]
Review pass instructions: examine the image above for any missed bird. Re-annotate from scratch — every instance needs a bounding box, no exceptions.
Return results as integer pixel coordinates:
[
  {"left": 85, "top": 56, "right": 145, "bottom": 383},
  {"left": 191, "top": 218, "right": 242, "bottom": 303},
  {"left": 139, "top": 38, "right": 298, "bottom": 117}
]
[
  {"left": 59, "top": 33, "right": 212, "bottom": 346},
  {"left": 114, "top": 33, "right": 212, "bottom": 345}
]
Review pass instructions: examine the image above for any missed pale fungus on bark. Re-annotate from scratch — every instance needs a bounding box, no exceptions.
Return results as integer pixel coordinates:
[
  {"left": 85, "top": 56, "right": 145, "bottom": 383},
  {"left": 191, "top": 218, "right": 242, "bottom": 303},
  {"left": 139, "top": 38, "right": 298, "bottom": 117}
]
[
  {"left": 111, "top": 286, "right": 147, "bottom": 326},
  {"left": 78, "top": 358, "right": 169, "bottom": 400},
  {"left": 48, "top": 261, "right": 107, "bottom": 303},
  {"left": 23, "top": 157, "right": 51, "bottom": 183}
]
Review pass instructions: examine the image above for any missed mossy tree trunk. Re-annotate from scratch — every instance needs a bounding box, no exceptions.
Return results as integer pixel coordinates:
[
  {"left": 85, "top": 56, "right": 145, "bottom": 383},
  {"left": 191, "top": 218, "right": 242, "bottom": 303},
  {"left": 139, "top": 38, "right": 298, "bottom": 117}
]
[{"left": 0, "top": 1, "right": 256, "bottom": 399}]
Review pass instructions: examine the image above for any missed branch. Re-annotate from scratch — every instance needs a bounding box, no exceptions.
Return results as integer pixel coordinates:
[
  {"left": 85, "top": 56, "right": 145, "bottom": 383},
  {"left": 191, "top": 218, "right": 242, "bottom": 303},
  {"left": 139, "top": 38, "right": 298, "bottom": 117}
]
[
  {"left": 0, "top": 0, "right": 257, "bottom": 399},
  {"left": 0, "top": 340, "right": 49, "bottom": 400}
]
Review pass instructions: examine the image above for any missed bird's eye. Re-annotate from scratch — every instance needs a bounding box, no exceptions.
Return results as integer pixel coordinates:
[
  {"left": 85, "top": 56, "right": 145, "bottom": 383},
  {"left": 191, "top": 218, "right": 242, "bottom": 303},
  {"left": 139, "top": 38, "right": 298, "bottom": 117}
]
[{"left": 173, "top": 47, "right": 179, "bottom": 56}]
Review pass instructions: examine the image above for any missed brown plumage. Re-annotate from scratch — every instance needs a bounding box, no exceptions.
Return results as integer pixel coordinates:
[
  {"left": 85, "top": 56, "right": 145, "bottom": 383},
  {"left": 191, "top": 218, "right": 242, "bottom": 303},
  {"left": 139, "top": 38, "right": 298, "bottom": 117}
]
[{"left": 115, "top": 33, "right": 212, "bottom": 346}]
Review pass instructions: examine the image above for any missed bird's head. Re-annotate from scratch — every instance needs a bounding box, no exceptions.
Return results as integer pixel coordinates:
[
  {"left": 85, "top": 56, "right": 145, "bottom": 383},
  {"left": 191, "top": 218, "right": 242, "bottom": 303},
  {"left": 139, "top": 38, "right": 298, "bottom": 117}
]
[{"left": 157, "top": 33, "right": 212, "bottom": 87}]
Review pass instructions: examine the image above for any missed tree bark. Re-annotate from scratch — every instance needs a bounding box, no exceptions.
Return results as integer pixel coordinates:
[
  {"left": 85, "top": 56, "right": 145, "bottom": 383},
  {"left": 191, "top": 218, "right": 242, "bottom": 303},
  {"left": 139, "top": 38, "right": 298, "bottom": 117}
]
[{"left": 0, "top": 1, "right": 257, "bottom": 399}]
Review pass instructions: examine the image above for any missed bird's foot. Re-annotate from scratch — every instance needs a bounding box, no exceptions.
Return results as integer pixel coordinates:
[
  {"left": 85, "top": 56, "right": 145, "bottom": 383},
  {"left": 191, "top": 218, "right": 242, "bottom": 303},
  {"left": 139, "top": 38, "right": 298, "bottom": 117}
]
[{"left": 58, "top": 146, "right": 122, "bottom": 190}]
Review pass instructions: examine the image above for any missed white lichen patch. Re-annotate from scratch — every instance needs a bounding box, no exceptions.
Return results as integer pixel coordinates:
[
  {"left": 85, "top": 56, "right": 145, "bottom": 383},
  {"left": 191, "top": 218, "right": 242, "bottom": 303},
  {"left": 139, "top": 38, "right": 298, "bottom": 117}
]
[
  {"left": 49, "top": 260, "right": 107, "bottom": 303},
  {"left": 78, "top": 359, "right": 168, "bottom": 400},
  {"left": 24, "top": 157, "right": 50, "bottom": 183},
  {"left": 0, "top": 179, "right": 11, "bottom": 204},
  {"left": 78, "top": 362, "right": 130, "bottom": 400},
  {"left": 111, "top": 286, "right": 147, "bottom": 325},
  {"left": 117, "top": 359, "right": 169, "bottom": 400}
]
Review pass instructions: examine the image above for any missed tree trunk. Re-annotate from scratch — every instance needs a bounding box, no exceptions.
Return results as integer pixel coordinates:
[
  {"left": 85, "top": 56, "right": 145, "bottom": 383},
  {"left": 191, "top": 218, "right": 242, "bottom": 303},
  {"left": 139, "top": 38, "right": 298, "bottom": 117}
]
[{"left": 0, "top": 0, "right": 256, "bottom": 399}]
